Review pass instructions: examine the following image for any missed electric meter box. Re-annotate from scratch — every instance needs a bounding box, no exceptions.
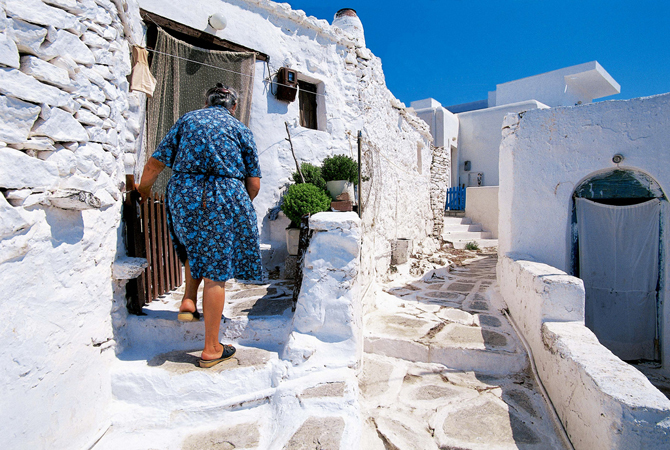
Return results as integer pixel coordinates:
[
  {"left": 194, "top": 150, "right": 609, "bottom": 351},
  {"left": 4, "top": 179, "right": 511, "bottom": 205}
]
[{"left": 276, "top": 67, "right": 298, "bottom": 102}]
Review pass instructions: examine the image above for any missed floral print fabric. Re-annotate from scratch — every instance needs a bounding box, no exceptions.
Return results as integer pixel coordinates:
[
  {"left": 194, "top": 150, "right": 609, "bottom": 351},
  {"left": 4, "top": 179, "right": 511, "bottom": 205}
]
[{"left": 152, "top": 106, "right": 262, "bottom": 282}]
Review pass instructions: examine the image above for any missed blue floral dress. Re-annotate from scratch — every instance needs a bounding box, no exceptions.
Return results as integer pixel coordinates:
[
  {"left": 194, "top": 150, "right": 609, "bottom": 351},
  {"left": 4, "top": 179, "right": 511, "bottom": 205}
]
[{"left": 151, "top": 106, "right": 262, "bottom": 282}]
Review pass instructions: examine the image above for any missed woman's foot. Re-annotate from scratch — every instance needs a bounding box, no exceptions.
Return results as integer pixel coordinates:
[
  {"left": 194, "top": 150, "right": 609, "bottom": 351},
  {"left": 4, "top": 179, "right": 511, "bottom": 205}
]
[
  {"left": 177, "top": 298, "right": 200, "bottom": 322},
  {"left": 199, "top": 343, "right": 236, "bottom": 368}
]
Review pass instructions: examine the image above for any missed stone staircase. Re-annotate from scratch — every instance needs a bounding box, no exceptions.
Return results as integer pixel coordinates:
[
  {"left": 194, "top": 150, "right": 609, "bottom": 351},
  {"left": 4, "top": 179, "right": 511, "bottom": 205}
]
[
  {"left": 96, "top": 279, "right": 361, "bottom": 450},
  {"left": 360, "top": 253, "right": 569, "bottom": 449},
  {"left": 442, "top": 215, "right": 498, "bottom": 249}
]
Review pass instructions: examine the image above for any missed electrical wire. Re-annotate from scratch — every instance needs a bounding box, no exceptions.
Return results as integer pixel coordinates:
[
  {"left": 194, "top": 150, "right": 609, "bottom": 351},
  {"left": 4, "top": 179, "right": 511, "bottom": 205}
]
[{"left": 143, "top": 47, "right": 327, "bottom": 98}]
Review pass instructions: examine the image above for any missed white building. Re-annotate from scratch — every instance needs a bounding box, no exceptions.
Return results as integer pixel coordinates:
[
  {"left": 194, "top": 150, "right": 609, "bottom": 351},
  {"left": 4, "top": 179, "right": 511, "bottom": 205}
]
[
  {"left": 412, "top": 62, "right": 621, "bottom": 237},
  {"left": 0, "top": 1, "right": 442, "bottom": 448},
  {"left": 497, "top": 92, "right": 670, "bottom": 449}
]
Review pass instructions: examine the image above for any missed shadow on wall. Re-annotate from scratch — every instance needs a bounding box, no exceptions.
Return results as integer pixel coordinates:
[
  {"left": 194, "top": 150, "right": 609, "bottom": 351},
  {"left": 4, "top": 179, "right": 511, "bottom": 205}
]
[{"left": 45, "top": 208, "right": 85, "bottom": 246}]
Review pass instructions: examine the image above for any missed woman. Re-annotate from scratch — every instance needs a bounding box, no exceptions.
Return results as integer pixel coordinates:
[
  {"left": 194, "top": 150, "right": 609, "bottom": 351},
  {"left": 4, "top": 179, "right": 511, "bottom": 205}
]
[{"left": 136, "top": 84, "right": 262, "bottom": 368}]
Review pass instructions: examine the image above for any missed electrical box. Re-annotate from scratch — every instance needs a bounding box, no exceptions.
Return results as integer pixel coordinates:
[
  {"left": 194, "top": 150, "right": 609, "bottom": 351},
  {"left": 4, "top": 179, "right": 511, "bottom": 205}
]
[{"left": 275, "top": 67, "right": 298, "bottom": 102}]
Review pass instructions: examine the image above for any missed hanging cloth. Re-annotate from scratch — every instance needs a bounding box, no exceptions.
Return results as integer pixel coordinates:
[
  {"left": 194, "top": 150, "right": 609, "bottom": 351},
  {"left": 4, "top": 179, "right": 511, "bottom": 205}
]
[
  {"left": 576, "top": 198, "right": 660, "bottom": 361},
  {"left": 130, "top": 46, "right": 157, "bottom": 96}
]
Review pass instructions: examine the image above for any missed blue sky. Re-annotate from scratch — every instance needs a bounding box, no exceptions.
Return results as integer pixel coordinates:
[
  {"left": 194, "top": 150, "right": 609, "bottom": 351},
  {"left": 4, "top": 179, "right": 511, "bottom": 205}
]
[{"left": 283, "top": 0, "right": 670, "bottom": 107}]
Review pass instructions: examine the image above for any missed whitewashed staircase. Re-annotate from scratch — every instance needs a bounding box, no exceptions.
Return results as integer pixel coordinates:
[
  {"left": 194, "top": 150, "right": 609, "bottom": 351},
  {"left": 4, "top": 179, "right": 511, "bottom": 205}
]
[{"left": 442, "top": 215, "right": 498, "bottom": 249}]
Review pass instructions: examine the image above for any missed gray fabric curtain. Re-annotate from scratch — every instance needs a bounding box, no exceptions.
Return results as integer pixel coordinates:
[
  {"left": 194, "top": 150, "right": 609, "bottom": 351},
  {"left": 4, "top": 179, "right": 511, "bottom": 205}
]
[
  {"left": 577, "top": 198, "right": 660, "bottom": 361},
  {"left": 144, "top": 28, "right": 256, "bottom": 194}
]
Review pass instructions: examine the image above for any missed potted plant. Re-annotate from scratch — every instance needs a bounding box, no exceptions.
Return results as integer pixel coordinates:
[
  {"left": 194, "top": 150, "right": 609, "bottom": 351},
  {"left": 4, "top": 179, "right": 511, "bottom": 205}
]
[
  {"left": 280, "top": 183, "right": 331, "bottom": 255},
  {"left": 321, "top": 154, "right": 358, "bottom": 200},
  {"left": 291, "top": 162, "right": 328, "bottom": 193}
]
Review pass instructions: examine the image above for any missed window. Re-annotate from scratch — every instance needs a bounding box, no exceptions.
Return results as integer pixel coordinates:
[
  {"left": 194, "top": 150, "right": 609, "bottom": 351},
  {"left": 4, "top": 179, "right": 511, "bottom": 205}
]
[{"left": 298, "top": 81, "right": 318, "bottom": 130}]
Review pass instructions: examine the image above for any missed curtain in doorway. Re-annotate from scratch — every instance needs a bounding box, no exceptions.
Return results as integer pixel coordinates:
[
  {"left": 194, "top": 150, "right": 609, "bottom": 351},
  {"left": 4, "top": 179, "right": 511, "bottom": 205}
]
[
  {"left": 143, "top": 27, "right": 256, "bottom": 194},
  {"left": 576, "top": 198, "right": 660, "bottom": 361}
]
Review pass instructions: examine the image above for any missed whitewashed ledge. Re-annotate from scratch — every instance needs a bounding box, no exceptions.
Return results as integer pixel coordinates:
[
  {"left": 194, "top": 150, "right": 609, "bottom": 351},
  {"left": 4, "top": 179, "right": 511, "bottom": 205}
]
[
  {"left": 498, "top": 254, "right": 670, "bottom": 450},
  {"left": 282, "top": 212, "right": 363, "bottom": 372},
  {"left": 112, "top": 256, "right": 148, "bottom": 280}
]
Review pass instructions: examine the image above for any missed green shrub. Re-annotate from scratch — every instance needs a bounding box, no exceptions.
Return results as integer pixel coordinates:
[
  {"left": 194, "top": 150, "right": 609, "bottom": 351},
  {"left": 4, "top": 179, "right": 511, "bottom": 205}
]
[
  {"left": 291, "top": 162, "right": 327, "bottom": 192},
  {"left": 321, "top": 154, "right": 358, "bottom": 184},
  {"left": 465, "top": 241, "right": 480, "bottom": 251},
  {"left": 281, "top": 183, "right": 331, "bottom": 226}
]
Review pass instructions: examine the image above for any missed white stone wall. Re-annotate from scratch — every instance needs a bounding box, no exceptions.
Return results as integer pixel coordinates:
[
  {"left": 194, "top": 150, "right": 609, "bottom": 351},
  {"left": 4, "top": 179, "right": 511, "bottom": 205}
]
[
  {"left": 0, "top": 1, "right": 144, "bottom": 448},
  {"left": 138, "top": 0, "right": 436, "bottom": 282},
  {"left": 498, "top": 255, "right": 670, "bottom": 449},
  {"left": 498, "top": 93, "right": 670, "bottom": 375},
  {"left": 465, "top": 186, "right": 498, "bottom": 238},
  {"left": 456, "top": 100, "right": 547, "bottom": 187}
]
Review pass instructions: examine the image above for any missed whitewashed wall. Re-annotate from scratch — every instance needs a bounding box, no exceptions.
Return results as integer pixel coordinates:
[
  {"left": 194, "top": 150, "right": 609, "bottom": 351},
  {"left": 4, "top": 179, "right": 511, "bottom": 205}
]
[
  {"left": 0, "top": 0, "right": 145, "bottom": 449},
  {"left": 456, "top": 100, "right": 547, "bottom": 187},
  {"left": 498, "top": 255, "right": 670, "bottom": 449},
  {"left": 499, "top": 93, "right": 670, "bottom": 376},
  {"left": 138, "top": 0, "right": 436, "bottom": 281}
]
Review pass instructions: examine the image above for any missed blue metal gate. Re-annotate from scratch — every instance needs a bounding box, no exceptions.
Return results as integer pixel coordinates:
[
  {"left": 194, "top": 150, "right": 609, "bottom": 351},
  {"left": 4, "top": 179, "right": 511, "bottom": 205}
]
[{"left": 445, "top": 186, "right": 466, "bottom": 211}]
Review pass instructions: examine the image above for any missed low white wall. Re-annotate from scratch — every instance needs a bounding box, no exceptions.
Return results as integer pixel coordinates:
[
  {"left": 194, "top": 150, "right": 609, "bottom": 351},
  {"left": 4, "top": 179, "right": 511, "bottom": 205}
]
[
  {"left": 283, "top": 212, "right": 362, "bottom": 371},
  {"left": 498, "top": 254, "right": 670, "bottom": 449},
  {"left": 465, "top": 186, "right": 498, "bottom": 238}
]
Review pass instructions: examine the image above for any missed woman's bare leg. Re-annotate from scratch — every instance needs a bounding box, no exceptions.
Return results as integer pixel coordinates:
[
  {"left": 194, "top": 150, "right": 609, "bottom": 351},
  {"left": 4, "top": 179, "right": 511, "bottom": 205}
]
[
  {"left": 200, "top": 278, "right": 226, "bottom": 360},
  {"left": 179, "top": 260, "right": 202, "bottom": 313}
]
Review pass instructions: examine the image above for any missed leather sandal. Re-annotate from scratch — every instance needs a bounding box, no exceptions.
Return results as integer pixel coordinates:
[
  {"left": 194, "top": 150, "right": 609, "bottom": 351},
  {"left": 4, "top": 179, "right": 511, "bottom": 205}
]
[
  {"left": 177, "top": 310, "right": 201, "bottom": 322},
  {"left": 199, "top": 344, "right": 236, "bottom": 368}
]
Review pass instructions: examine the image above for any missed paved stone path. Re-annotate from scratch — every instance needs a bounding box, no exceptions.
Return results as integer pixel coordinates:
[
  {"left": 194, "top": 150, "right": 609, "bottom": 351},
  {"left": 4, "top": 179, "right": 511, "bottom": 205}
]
[
  {"left": 98, "top": 251, "right": 568, "bottom": 449},
  {"left": 360, "top": 252, "right": 568, "bottom": 449}
]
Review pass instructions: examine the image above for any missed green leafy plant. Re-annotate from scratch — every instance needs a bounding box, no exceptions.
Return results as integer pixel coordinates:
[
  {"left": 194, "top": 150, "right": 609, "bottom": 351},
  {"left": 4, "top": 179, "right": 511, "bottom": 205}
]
[
  {"left": 281, "top": 183, "right": 331, "bottom": 226},
  {"left": 465, "top": 241, "right": 480, "bottom": 251},
  {"left": 291, "top": 162, "right": 327, "bottom": 192},
  {"left": 321, "top": 154, "right": 358, "bottom": 184}
]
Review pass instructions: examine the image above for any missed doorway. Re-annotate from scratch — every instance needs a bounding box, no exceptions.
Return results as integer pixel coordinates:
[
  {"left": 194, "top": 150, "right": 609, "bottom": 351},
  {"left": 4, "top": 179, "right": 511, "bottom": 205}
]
[{"left": 572, "top": 169, "right": 665, "bottom": 362}]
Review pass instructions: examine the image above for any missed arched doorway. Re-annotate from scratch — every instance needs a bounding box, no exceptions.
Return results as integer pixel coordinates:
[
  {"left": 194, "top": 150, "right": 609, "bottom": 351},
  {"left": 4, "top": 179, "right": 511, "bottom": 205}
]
[{"left": 572, "top": 169, "right": 665, "bottom": 362}]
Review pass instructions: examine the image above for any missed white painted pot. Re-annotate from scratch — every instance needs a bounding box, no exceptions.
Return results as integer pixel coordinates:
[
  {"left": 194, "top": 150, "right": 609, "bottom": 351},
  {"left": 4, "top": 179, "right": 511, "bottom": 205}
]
[
  {"left": 326, "top": 180, "right": 355, "bottom": 201},
  {"left": 286, "top": 227, "right": 300, "bottom": 256}
]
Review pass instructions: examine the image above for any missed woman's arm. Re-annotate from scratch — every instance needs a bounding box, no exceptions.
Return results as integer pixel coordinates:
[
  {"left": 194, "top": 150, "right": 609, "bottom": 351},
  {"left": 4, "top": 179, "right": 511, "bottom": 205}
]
[
  {"left": 135, "top": 157, "right": 166, "bottom": 203},
  {"left": 245, "top": 177, "right": 260, "bottom": 201}
]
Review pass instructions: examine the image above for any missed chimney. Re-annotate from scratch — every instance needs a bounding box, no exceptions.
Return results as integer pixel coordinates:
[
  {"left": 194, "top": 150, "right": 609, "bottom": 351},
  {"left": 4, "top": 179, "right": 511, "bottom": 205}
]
[{"left": 332, "top": 8, "right": 365, "bottom": 47}]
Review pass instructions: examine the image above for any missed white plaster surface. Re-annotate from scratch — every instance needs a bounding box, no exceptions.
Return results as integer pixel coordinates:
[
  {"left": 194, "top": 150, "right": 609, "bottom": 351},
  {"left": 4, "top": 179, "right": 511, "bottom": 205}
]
[
  {"left": 456, "top": 100, "right": 548, "bottom": 187},
  {"left": 492, "top": 61, "right": 620, "bottom": 108},
  {"left": 498, "top": 93, "right": 670, "bottom": 377},
  {"left": 0, "top": 1, "right": 146, "bottom": 448},
  {"left": 465, "top": 186, "right": 499, "bottom": 238},
  {"left": 498, "top": 255, "right": 670, "bottom": 449}
]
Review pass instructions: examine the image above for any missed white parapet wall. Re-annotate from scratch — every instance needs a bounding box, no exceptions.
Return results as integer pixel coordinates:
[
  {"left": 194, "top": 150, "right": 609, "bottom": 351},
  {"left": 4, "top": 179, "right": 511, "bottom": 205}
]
[
  {"left": 283, "top": 212, "right": 362, "bottom": 372},
  {"left": 465, "top": 186, "right": 498, "bottom": 238},
  {"left": 498, "top": 254, "right": 670, "bottom": 449}
]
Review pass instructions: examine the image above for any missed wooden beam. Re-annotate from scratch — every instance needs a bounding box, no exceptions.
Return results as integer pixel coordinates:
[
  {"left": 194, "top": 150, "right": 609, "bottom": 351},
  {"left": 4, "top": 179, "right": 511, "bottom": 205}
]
[{"left": 140, "top": 9, "right": 269, "bottom": 62}]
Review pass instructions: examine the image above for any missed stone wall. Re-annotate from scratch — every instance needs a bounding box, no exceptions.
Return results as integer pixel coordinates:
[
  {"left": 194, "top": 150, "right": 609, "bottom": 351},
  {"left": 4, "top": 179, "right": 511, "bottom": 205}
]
[
  {"left": 498, "top": 93, "right": 670, "bottom": 374},
  {"left": 430, "top": 145, "right": 449, "bottom": 237},
  {"left": 498, "top": 255, "right": 670, "bottom": 449},
  {"left": 0, "top": 1, "right": 144, "bottom": 448}
]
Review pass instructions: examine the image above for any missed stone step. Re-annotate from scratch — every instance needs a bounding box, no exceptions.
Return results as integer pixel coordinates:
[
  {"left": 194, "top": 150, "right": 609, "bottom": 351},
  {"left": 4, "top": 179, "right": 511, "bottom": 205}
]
[
  {"left": 121, "top": 280, "right": 295, "bottom": 354},
  {"left": 109, "top": 344, "right": 281, "bottom": 430},
  {"left": 450, "top": 238, "right": 499, "bottom": 250},
  {"left": 441, "top": 223, "right": 484, "bottom": 232},
  {"left": 442, "top": 230, "right": 494, "bottom": 240},
  {"left": 443, "top": 216, "right": 472, "bottom": 225},
  {"left": 364, "top": 288, "right": 527, "bottom": 375}
]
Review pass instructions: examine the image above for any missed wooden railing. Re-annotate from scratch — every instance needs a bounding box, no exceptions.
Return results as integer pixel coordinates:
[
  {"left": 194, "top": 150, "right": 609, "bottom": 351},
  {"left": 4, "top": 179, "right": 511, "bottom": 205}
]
[{"left": 124, "top": 175, "right": 183, "bottom": 314}]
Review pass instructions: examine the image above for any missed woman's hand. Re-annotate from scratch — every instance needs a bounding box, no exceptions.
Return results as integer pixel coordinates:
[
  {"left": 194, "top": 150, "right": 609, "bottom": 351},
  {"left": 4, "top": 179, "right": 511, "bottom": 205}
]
[
  {"left": 245, "top": 177, "right": 260, "bottom": 201},
  {"left": 136, "top": 157, "right": 166, "bottom": 204},
  {"left": 135, "top": 183, "right": 152, "bottom": 204}
]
